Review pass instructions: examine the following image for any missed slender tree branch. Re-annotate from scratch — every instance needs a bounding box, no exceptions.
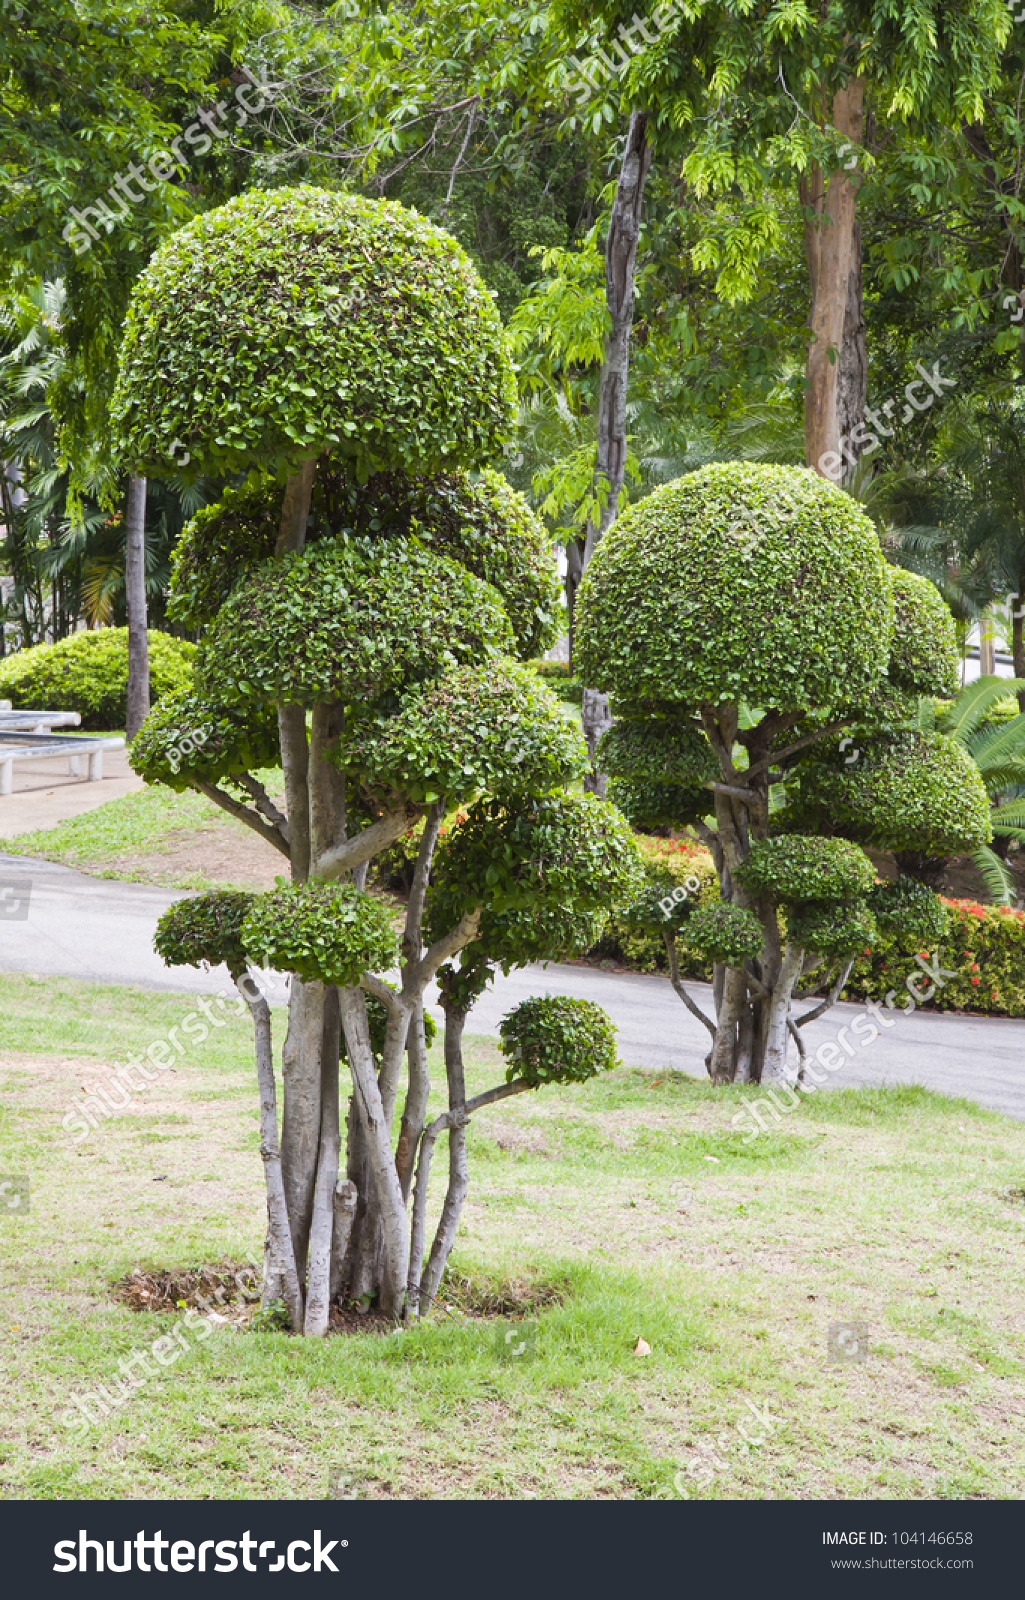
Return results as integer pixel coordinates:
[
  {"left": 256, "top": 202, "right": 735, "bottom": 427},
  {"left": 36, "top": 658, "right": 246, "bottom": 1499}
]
[
  {"left": 795, "top": 957, "right": 856, "bottom": 1027},
  {"left": 194, "top": 779, "right": 291, "bottom": 857},
  {"left": 237, "top": 772, "right": 290, "bottom": 842},
  {"left": 665, "top": 933, "right": 718, "bottom": 1038},
  {"left": 407, "top": 909, "right": 482, "bottom": 990}
]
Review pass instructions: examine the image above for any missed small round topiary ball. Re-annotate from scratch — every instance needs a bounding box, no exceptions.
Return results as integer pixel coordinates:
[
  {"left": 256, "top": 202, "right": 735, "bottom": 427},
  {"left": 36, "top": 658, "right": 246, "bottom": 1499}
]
[
  {"left": 575, "top": 462, "right": 892, "bottom": 712},
  {"left": 112, "top": 186, "right": 517, "bottom": 482},
  {"left": 154, "top": 891, "right": 254, "bottom": 978},
  {"left": 499, "top": 995, "right": 618, "bottom": 1087}
]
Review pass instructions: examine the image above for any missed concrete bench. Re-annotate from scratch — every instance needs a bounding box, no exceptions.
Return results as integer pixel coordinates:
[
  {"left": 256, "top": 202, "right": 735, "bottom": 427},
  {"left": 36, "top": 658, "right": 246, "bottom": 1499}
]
[
  {"left": 0, "top": 709, "right": 82, "bottom": 733},
  {"left": 0, "top": 732, "right": 125, "bottom": 795}
]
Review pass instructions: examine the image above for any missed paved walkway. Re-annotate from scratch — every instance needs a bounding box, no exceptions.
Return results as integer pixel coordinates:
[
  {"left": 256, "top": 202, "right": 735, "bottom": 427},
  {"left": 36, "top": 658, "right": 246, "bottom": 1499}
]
[
  {"left": 1, "top": 851, "right": 1022, "bottom": 1120},
  {"left": 0, "top": 747, "right": 142, "bottom": 839}
]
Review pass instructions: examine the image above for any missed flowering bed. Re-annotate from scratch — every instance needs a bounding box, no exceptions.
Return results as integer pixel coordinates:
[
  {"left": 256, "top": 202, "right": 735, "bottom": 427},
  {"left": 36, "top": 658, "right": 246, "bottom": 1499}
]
[{"left": 840, "top": 897, "right": 1025, "bottom": 1018}]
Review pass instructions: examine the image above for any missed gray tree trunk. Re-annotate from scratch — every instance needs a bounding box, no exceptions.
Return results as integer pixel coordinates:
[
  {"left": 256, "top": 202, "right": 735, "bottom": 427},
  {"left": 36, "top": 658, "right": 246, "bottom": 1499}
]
[
  {"left": 836, "top": 219, "right": 868, "bottom": 483},
  {"left": 580, "top": 111, "right": 652, "bottom": 793},
  {"left": 124, "top": 474, "right": 149, "bottom": 739}
]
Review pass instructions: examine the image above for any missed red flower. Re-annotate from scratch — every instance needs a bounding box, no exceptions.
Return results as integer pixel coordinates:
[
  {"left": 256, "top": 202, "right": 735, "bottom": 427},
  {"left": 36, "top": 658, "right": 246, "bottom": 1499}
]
[{"left": 971, "top": 978, "right": 980, "bottom": 986}]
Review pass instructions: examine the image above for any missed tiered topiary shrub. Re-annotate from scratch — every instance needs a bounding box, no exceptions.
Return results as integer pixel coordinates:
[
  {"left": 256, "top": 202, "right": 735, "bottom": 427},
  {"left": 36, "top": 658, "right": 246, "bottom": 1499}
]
[
  {"left": 121, "top": 186, "right": 629, "bottom": 1335},
  {"left": 576, "top": 461, "right": 993, "bottom": 1084}
]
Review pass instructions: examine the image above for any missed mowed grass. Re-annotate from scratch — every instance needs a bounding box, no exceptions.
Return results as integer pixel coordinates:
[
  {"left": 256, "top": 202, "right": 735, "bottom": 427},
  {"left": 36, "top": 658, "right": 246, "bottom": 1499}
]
[
  {"left": 0, "top": 972, "right": 1024, "bottom": 1501},
  {"left": 3, "top": 771, "right": 285, "bottom": 891}
]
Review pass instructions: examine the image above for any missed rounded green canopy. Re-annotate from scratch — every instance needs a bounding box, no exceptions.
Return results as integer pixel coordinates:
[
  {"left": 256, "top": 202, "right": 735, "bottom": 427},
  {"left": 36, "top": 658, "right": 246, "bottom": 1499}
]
[{"left": 112, "top": 186, "right": 516, "bottom": 482}]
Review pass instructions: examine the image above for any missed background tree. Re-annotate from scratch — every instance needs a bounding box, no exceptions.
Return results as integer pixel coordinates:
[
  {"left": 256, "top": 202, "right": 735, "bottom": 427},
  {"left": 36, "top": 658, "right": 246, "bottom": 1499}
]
[{"left": 576, "top": 459, "right": 992, "bottom": 1083}]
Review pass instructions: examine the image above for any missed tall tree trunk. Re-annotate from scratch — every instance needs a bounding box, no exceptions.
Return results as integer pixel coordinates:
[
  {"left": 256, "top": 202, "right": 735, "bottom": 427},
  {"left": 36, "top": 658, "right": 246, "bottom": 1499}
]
[
  {"left": 835, "top": 218, "right": 868, "bottom": 483},
  {"left": 580, "top": 110, "right": 652, "bottom": 790},
  {"left": 800, "top": 80, "right": 865, "bottom": 480},
  {"left": 124, "top": 474, "right": 149, "bottom": 739}
]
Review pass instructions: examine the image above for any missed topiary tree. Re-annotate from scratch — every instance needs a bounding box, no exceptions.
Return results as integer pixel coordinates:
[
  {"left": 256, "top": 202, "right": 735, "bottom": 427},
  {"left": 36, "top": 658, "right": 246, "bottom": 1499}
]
[
  {"left": 122, "top": 185, "right": 630, "bottom": 1334},
  {"left": 576, "top": 461, "right": 993, "bottom": 1084}
]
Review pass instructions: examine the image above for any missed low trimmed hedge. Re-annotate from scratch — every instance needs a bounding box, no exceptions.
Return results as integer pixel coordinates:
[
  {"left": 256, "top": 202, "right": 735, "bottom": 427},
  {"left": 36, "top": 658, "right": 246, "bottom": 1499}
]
[
  {"left": 0, "top": 628, "right": 195, "bottom": 730},
  {"left": 841, "top": 897, "right": 1025, "bottom": 1017}
]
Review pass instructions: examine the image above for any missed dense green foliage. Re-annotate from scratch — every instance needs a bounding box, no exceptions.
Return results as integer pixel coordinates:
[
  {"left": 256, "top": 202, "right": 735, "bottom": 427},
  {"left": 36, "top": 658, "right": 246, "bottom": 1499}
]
[
  {"left": 575, "top": 464, "right": 891, "bottom": 711},
  {"left": 169, "top": 464, "right": 561, "bottom": 659},
  {"left": 786, "top": 900, "right": 878, "bottom": 960},
  {"left": 843, "top": 899, "right": 1025, "bottom": 1017},
  {"left": 199, "top": 536, "right": 512, "bottom": 708},
  {"left": 787, "top": 732, "right": 993, "bottom": 855},
  {"left": 735, "top": 836, "right": 876, "bottom": 905},
  {"left": 683, "top": 902, "right": 764, "bottom": 966},
  {"left": 425, "top": 793, "right": 642, "bottom": 929},
  {"left": 606, "top": 775, "right": 711, "bottom": 830},
  {"left": 597, "top": 717, "right": 717, "bottom": 787},
  {"left": 498, "top": 995, "right": 618, "bottom": 1088},
  {"left": 241, "top": 881, "right": 398, "bottom": 988},
  {"left": 112, "top": 186, "right": 517, "bottom": 482},
  {"left": 867, "top": 877, "right": 952, "bottom": 945},
  {"left": 338, "top": 662, "right": 587, "bottom": 807},
  {"left": 129, "top": 689, "right": 280, "bottom": 792},
  {"left": 0, "top": 628, "right": 194, "bottom": 729},
  {"left": 154, "top": 891, "right": 254, "bottom": 979},
  {"left": 886, "top": 568, "right": 961, "bottom": 698}
]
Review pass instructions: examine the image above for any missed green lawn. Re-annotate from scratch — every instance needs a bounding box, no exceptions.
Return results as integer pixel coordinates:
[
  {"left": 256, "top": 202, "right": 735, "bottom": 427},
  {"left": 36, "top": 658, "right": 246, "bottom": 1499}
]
[
  {"left": 1, "top": 972, "right": 1023, "bottom": 1500},
  {"left": 3, "top": 772, "right": 285, "bottom": 891}
]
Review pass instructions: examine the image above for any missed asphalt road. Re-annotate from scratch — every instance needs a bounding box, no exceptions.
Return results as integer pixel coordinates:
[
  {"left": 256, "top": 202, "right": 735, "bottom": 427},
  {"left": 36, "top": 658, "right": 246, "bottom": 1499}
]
[{"left": 3, "top": 851, "right": 1023, "bottom": 1121}]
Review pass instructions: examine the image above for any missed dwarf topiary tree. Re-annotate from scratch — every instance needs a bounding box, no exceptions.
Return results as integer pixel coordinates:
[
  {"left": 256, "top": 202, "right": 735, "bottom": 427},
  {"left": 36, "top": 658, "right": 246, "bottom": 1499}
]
[
  {"left": 123, "top": 185, "right": 631, "bottom": 1333},
  {"left": 577, "top": 461, "right": 993, "bottom": 1084}
]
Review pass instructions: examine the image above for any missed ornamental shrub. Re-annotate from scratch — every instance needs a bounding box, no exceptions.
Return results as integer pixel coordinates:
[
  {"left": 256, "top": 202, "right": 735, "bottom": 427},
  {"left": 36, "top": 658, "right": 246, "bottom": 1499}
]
[
  {"left": 499, "top": 995, "right": 618, "bottom": 1087},
  {"left": 0, "top": 628, "right": 195, "bottom": 730},
  {"left": 170, "top": 466, "right": 561, "bottom": 659},
  {"left": 683, "top": 902, "right": 764, "bottom": 965},
  {"left": 242, "top": 881, "right": 398, "bottom": 987},
  {"left": 154, "top": 891, "right": 254, "bottom": 977},
  {"left": 841, "top": 898, "right": 1025, "bottom": 1017},
  {"left": 886, "top": 567, "right": 960, "bottom": 697},
  {"left": 425, "top": 792, "right": 643, "bottom": 927},
  {"left": 591, "top": 838, "right": 718, "bottom": 967},
  {"left": 129, "top": 689, "right": 280, "bottom": 792},
  {"left": 338, "top": 661, "right": 587, "bottom": 806},
  {"left": 735, "top": 835, "right": 875, "bottom": 904},
  {"left": 867, "top": 877, "right": 950, "bottom": 945},
  {"left": 789, "top": 732, "right": 992, "bottom": 855},
  {"left": 199, "top": 536, "right": 513, "bottom": 708},
  {"left": 785, "top": 900, "right": 877, "bottom": 959},
  {"left": 575, "top": 462, "right": 891, "bottom": 711},
  {"left": 606, "top": 776, "right": 711, "bottom": 831},
  {"left": 597, "top": 717, "right": 717, "bottom": 787},
  {"left": 112, "top": 186, "right": 516, "bottom": 483}
]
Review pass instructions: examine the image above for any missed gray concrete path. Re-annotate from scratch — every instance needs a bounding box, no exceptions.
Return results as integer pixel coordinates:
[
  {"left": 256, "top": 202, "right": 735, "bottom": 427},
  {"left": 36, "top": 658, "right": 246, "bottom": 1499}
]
[{"left": 2, "top": 852, "right": 1023, "bottom": 1120}]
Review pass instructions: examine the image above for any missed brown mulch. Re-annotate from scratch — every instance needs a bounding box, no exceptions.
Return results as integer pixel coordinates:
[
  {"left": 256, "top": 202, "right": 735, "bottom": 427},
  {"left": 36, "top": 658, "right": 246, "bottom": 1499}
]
[{"left": 112, "top": 1264, "right": 570, "bottom": 1333}]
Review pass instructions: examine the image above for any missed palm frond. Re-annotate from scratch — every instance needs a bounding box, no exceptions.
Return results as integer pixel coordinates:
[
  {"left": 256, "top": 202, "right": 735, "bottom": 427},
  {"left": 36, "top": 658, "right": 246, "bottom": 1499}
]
[
  {"left": 937, "top": 676, "right": 1025, "bottom": 742},
  {"left": 970, "top": 845, "right": 1016, "bottom": 905}
]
